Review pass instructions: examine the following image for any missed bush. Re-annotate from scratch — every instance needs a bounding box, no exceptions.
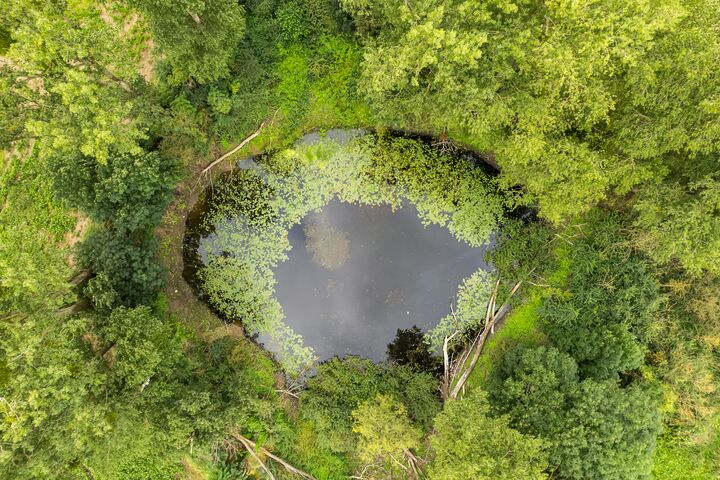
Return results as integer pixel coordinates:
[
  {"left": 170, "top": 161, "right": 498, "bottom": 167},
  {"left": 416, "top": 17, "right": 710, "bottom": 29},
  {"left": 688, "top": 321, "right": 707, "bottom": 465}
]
[{"left": 300, "top": 357, "right": 439, "bottom": 453}]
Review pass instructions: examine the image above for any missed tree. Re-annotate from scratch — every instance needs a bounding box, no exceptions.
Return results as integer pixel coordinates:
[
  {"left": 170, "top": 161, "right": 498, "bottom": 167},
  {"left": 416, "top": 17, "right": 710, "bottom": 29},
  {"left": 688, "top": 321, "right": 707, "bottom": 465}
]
[
  {"left": 633, "top": 178, "right": 720, "bottom": 276},
  {"left": 300, "top": 357, "right": 439, "bottom": 453},
  {"left": 342, "top": 0, "right": 682, "bottom": 222},
  {"left": 351, "top": 394, "right": 422, "bottom": 477},
  {"left": 127, "top": 0, "right": 246, "bottom": 85},
  {"left": 0, "top": 0, "right": 146, "bottom": 162},
  {"left": 49, "top": 150, "right": 175, "bottom": 232},
  {"left": 489, "top": 346, "right": 662, "bottom": 479},
  {"left": 428, "top": 388, "right": 547, "bottom": 480},
  {"left": 541, "top": 212, "right": 660, "bottom": 379},
  {"left": 606, "top": 1, "right": 720, "bottom": 275},
  {"left": 96, "top": 306, "right": 180, "bottom": 392},
  {"left": 78, "top": 228, "right": 165, "bottom": 309},
  {"left": 387, "top": 326, "right": 441, "bottom": 374},
  {"left": 0, "top": 313, "right": 111, "bottom": 479}
]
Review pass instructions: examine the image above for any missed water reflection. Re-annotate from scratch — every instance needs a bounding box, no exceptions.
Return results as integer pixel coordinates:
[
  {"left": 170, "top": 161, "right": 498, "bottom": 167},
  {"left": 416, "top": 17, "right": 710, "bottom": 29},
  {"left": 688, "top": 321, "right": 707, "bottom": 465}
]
[{"left": 261, "top": 199, "right": 493, "bottom": 362}]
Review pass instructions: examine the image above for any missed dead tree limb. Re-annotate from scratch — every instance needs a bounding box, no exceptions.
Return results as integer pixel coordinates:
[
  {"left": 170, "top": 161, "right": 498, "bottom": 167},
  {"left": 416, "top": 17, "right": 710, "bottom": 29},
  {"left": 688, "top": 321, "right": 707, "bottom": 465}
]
[
  {"left": 201, "top": 122, "right": 265, "bottom": 175},
  {"left": 449, "top": 280, "right": 523, "bottom": 399},
  {"left": 441, "top": 330, "right": 459, "bottom": 400},
  {"left": 230, "top": 432, "right": 317, "bottom": 480},
  {"left": 234, "top": 434, "right": 276, "bottom": 480}
]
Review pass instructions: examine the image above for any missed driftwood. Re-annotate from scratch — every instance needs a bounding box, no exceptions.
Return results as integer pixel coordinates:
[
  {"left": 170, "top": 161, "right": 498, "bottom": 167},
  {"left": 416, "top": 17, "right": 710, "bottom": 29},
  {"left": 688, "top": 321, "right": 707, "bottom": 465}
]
[
  {"left": 229, "top": 431, "right": 317, "bottom": 480},
  {"left": 446, "top": 280, "right": 523, "bottom": 400},
  {"left": 201, "top": 122, "right": 265, "bottom": 175}
]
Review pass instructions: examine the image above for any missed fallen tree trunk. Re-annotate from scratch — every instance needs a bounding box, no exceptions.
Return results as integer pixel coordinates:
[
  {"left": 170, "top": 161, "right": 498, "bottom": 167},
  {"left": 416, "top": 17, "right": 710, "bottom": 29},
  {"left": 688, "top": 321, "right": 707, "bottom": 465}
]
[
  {"left": 448, "top": 280, "right": 522, "bottom": 399},
  {"left": 229, "top": 431, "right": 317, "bottom": 480},
  {"left": 201, "top": 122, "right": 265, "bottom": 175}
]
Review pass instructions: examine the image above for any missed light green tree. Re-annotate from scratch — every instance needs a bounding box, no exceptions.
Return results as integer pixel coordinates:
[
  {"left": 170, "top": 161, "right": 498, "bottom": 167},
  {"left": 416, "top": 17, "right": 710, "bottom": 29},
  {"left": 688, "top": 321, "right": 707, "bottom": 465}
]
[
  {"left": 0, "top": 0, "right": 146, "bottom": 162},
  {"left": 428, "top": 388, "right": 547, "bottom": 480},
  {"left": 342, "top": 0, "right": 682, "bottom": 222},
  {"left": 352, "top": 394, "right": 423, "bottom": 477},
  {"left": 0, "top": 314, "right": 111, "bottom": 479}
]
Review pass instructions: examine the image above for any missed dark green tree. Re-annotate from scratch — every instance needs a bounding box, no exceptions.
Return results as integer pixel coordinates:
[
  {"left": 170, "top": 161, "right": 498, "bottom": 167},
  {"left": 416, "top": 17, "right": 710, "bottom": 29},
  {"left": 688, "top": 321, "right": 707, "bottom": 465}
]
[
  {"left": 127, "top": 0, "right": 246, "bottom": 84},
  {"left": 542, "top": 212, "right": 660, "bottom": 379},
  {"left": 489, "top": 346, "right": 662, "bottom": 479},
  {"left": 78, "top": 228, "right": 164, "bottom": 309},
  {"left": 49, "top": 150, "right": 174, "bottom": 232}
]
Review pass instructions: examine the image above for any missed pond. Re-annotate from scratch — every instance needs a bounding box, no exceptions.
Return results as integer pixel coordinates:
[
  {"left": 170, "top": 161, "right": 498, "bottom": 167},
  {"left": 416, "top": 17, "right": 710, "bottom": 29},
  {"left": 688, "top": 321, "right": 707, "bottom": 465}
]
[
  {"left": 260, "top": 199, "right": 493, "bottom": 362},
  {"left": 184, "top": 130, "right": 504, "bottom": 371}
]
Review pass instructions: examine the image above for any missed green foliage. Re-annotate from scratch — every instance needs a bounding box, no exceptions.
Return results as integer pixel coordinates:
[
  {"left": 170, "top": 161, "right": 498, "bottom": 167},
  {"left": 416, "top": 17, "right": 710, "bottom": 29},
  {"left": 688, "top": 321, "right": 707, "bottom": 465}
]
[
  {"left": 1, "top": 0, "right": 146, "bottom": 162},
  {"left": 488, "top": 218, "right": 557, "bottom": 283},
  {"left": 643, "top": 269, "right": 720, "bottom": 449},
  {"left": 128, "top": 0, "right": 246, "bottom": 84},
  {"left": 365, "top": 135, "right": 505, "bottom": 246},
  {"left": 79, "top": 228, "right": 165, "bottom": 309},
  {"left": 428, "top": 388, "right": 547, "bottom": 480},
  {"left": 300, "top": 357, "right": 440, "bottom": 453},
  {"left": 343, "top": 0, "right": 682, "bottom": 222},
  {"left": 351, "top": 394, "right": 422, "bottom": 475},
  {"left": 97, "top": 306, "right": 181, "bottom": 392},
  {"left": 0, "top": 148, "right": 76, "bottom": 314},
  {"left": 0, "top": 27, "right": 11, "bottom": 53},
  {"left": 427, "top": 269, "right": 492, "bottom": 350},
  {"left": 49, "top": 150, "right": 175, "bottom": 232},
  {"left": 634, "top": 178, "right": 720, "bottom": 276},
  {"left": 489, "top": 346, "right": 662, "bottom": 479},
  {"left": 542, "top": 212, "right": 660, "bottom": 379},
  {"left": 113, "top": 456, "right": 180, "bottom": 480},
  {"left": 0, "top": 314, "right": 110, "bottom": 479},
  {"left": 653, "top": 431, "right": 720, "bottom": 480}
]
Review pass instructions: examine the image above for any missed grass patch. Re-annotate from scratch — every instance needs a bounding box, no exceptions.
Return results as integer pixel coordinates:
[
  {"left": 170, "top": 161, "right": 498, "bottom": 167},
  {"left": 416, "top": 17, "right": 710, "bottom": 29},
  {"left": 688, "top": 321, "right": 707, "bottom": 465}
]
[{"left": 653, "top": 422, "right": 720, "bottom": 480}]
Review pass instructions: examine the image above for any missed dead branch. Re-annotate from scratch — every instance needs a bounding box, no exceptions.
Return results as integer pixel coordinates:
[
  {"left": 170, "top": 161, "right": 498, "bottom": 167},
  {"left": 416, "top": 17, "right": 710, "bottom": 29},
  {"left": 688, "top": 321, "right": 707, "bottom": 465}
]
[
  {"left": 235, "top": 434, "right": 276, "bottom": 480},
  {"left": 441, "top": 330, "right": 459, "bottom": 400},
  {"left": 275, "top": 388, "right": 300, "bottom": 399},
  {"left": 403, "top": 448, "right": 423, "bottom": 479},
  {"left": 449, "top": 280, "right": 523, "bottom": 399},
  {"left": 230, "top": 431, "right": 317, "bottom": 480},
  {"left": 201, "top": 121, "right": 265, "bottom": 175}
]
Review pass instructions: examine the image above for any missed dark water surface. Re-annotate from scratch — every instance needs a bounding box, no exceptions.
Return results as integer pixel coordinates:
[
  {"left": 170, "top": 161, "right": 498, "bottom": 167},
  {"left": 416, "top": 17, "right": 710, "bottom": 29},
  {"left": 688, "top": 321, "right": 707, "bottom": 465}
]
[{"left": 262, "top": 199, "right": 493, "bottom": 362}]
